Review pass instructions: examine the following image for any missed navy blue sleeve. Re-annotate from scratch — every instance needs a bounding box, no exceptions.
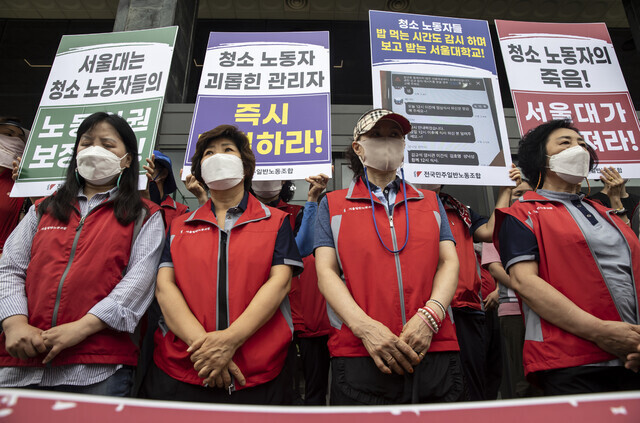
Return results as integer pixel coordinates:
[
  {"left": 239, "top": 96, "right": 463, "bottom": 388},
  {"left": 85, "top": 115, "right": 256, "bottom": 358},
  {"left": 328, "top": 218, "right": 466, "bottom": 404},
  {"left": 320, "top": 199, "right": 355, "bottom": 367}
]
[
  {"left": 437, "top": 196, "right": 455, "bottom": 244},
  {"left": 498, "top": 215, "right": 539, "bottom": 272},
  {"left": 293, "top": 206, "right": 304, "bottom": 236},
  {"left": 158, "top": 226, "right": 173, "bottom": 268},
  {"left": 469, "top": 207, "right": 489, "bottom": 236},
  {"left": 313, "top": 195, "right": 334, "bottom": 250},
  {"left": 273, "top": 218, "right": 304, "bottom": 276},
  {"left": 294, "top": 202, "right": 317, "bottom": 257}
]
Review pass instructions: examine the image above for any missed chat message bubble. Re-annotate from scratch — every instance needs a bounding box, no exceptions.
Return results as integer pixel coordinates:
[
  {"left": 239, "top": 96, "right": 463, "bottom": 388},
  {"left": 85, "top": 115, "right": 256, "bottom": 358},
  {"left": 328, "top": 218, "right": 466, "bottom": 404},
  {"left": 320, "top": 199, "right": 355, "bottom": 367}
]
[
  {"left": 408, "top": 123, "right": 476, "bottom": 143},
  {"left": 405, "top": 102, "right": 473, "bottom": 117},
  {"left": 408, "top": 150, "right": 479, "bottom": 165},
  {"left": 392, "top": 74, "right": 485, "bottom": 91}
]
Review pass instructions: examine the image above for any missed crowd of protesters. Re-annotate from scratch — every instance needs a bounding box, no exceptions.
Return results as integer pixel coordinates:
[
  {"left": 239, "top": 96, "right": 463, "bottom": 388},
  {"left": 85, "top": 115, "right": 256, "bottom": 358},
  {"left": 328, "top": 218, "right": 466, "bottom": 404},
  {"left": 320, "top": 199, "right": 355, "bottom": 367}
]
[{"left": 0, "top": 109, "right": 639, "bottom": 405}]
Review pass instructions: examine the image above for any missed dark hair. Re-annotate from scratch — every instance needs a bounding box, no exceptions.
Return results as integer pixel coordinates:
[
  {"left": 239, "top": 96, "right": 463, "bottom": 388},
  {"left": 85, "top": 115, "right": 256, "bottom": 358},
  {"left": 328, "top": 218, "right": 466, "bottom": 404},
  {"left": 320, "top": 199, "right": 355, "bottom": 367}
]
[
  {"left": 39, "top": 112, "right": 146, "bottom": 225},
  {"left": 345, "top": 141, "right": 364, "bottom": 178},
  {"left": 0, "top": 116, "right": 23, "bottom": 125},
  {"left": 517, "top": 119, "right": 598, "bottom": 188},
  {"left": 190, "top": 125, "right": 255, "bottom": 192},
  {"left": 279, "top": 180, "right": 295, "bottom": 202}
]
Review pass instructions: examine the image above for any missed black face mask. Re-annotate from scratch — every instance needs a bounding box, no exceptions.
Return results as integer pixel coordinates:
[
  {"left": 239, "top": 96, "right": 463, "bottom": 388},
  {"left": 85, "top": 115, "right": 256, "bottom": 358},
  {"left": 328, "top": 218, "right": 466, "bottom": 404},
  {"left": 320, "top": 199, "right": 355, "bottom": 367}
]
[{"left": 149, "top": 180, "right": 162, "bottom": 205}]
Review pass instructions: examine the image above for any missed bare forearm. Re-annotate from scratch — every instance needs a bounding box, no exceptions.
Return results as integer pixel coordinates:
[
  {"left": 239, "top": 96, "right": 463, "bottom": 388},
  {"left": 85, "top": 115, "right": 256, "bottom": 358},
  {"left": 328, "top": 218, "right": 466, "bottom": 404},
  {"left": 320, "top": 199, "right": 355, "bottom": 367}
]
[
  {"left": 510, "top": 262, "right": 603, "bottom": 342},
  {"left": 1, "top": 314, "right": 28, "bottom": 332},
  {"left": 316, "top": 247, "right": 374, "bottom": 338},
  {"left": 225, "top": 265, "right": 292, "bottom": 346},
  {"left": 156, "top": 268, "right": 206, "bottom": 346},
  {"left": 428, "top": 241, "right": 459, "bottom": 310},
  {"left": 488, "top": 262, "right": 511, "bottom": 289},
  {"left": 474, "top": 187, "right": 512, "bottom": 243},
  {"left": 608, "top": 196, "right": 630, "bottom": 224},
  {"left": 77, "top": 314, "right": 107, "bottom": 337}
]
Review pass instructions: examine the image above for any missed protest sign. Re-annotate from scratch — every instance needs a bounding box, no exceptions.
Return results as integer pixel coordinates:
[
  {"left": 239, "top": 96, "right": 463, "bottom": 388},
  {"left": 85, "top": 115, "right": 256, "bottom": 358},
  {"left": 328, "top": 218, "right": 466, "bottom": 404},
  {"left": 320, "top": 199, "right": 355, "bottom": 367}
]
[
  {"left": 495, "top": 20, "right": 640, "bottom": 178},
  {"left": 370, "top": 10, "right": 512, "bottom": 186},
  {"left": 11, "top": 26, "right": 178, "bottom": 198},
  {"left": 183, "top": 32, "right": 332, "bottom": 181}
]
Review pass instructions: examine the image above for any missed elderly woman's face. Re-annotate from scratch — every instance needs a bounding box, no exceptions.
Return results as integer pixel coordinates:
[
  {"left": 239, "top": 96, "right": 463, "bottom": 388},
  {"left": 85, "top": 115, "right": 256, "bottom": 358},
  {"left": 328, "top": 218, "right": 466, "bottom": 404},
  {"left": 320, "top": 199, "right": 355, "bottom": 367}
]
[
  {"left": 545, "top": 128, "right": 587, "bottom": 159},
  {"left": 201, "top": 137, "right": 241, "bottom": 165},
  {"left": 353, "top": 119, "right": 404, "bottom": 160}
]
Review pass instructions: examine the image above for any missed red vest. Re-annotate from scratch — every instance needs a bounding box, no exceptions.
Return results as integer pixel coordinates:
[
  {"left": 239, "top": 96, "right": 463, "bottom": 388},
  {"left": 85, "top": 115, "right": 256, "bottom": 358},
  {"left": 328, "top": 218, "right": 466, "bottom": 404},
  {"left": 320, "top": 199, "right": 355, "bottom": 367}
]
[
  {"left": 446, "top": 209, "right": 483, "bottom": 310},
  {"left": 274, "top": 200, "right": 330, "bottom": 337},
  {"left": 494, "top": 191, "right": 640, "bottom": 375},
  {"left": 291, "top": 255, "right": 331, "bottom": 337},
  {"left": 274, "top": 199, "right": 301, "bottom": 230},
  {"left": 153, "top": 195, "right": 292, "bottom": 389},
  {"left": 0, "top": 196, "right": 159, "bottom": 367},
  {"left": 0, "top": 171, "right": 24, "bottom": 253},
  {"left": 325, "top": 178, "right": 459, "bottom": 357},
  {"left": 160, "top": 196, "right": 189, "bottom": 234}
]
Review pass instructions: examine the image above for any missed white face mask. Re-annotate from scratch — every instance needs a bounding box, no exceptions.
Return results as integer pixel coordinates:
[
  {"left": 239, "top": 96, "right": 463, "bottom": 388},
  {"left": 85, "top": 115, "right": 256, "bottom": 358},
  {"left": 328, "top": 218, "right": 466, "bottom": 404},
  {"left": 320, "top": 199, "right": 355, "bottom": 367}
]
[
  {"left": 252, "top": 180, "right": 282, "bottom": 198},
  {"left": 547, "top": 145, "right": 590, "bottom": 184},
  {"left": 0, "top": 135, "right": 25, "bottom": 169},
  {"left": 356, "top": 137, "right": 405, "bottom": 172},
  {"left": 76, "top": 146, "right": 128, "bottom": 185},
  {"left": 201, "top": 154, "right": 244, "bottom": 190}
]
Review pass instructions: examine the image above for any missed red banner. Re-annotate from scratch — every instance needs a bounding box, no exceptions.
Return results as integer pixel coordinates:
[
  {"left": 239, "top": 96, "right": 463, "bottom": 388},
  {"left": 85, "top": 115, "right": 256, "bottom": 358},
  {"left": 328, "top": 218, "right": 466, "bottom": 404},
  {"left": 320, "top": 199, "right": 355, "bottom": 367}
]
[{"left": 1, "top": 389, "right": 639, "bottom": 423}]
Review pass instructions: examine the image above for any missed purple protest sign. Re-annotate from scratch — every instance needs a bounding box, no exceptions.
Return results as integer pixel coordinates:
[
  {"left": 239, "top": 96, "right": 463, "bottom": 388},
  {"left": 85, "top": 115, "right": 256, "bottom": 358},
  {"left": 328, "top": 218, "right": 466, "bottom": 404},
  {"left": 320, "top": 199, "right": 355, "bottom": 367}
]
[{"left": 183, "top": 31, "right": 332, "bottom": 181}]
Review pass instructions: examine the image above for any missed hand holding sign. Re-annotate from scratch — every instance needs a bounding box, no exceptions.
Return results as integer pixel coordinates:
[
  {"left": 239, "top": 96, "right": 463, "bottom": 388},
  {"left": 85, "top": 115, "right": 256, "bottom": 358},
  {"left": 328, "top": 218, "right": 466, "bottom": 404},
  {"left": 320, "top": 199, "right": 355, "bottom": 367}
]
[
  {"left": 306, "top": 173, "right": 329, "bottom": 202},
  {"left": 180, "top": 168, "right": 208, "bottom": 206}
]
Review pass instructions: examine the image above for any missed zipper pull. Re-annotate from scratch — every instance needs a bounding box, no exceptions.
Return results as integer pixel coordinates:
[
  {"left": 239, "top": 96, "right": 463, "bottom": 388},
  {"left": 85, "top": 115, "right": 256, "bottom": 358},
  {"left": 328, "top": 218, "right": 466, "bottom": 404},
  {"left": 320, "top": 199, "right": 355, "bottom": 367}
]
[
  {"left": 389, "top": 215, "right": 394, "bottom": 228},
  {"left": 228, "top": 383, "right": 234, "bottom": 395},
  {"left": 76, "top": 216, "right": 86, "bottom": 231}
]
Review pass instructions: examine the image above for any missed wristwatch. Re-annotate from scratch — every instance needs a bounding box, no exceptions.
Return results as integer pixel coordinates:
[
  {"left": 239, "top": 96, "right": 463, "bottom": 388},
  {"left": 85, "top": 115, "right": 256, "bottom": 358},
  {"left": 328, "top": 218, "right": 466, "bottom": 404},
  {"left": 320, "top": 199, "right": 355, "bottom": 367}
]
[{"left": 614, "top": 207, "right": 627, "bottom": 216}]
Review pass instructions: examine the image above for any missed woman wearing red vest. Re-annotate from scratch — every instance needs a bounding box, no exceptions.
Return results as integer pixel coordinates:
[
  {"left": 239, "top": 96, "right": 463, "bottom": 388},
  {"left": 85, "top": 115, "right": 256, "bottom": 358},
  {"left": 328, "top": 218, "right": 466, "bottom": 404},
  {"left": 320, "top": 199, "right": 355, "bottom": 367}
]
[
  {"left": 0, "top": 112, "right": 165, "bottom": 396},
  {"left": 0, "top": 117, "right": 28, "bottom": 257},
  {"left": 146, "top": 150, "right": 190, "bottom": 232},
  {"left": 252, "top": 176, "right": 331, "bottom": 405},
  {"left": 142, "top": 125, "right": 303, "bottom": 404},
  {"left": 495, "top": 119, "right": 640, "bottom": 395},
  {"left": 315, "top": 109, "right": 463, "bottom": 405}
]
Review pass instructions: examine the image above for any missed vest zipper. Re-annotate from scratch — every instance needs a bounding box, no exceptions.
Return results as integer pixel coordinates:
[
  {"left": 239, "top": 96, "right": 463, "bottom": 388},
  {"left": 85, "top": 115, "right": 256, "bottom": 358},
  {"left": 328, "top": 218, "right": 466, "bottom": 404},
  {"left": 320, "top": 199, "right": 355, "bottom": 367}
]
[
  {"left": 191, "top": 214, "right": 238, "bottom": 393},
  {"left": 217, "top": 231, "right": 229, "bottom": 330},
  {"left": 51, "top": 215, "right": 86, "bottom": 329},
  {"left": 218, "top": 229, "right": 234, "bottom": 394},
  {"left": 388, "top": 204, "right": 406, "bottom": 325},
  {"left": 49, "top": 199, "right": 115, "bottom": 330}
]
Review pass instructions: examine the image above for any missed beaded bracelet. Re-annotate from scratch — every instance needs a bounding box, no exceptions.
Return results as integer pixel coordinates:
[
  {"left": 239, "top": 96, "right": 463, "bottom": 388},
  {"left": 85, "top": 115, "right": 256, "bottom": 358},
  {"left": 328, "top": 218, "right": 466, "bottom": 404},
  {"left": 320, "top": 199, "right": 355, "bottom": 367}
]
[
  {"left": 418, "top": 308, "right": 439, "bottom": 333},
  {"left": 420, "top": 307, "right": 441, "bottom": 331},
  {"left": 427, "top": 299, "right": 446, "bottom": 319},
  {"left": 415, "top": 311, "right": 436, "bottom": 334},
  {"left": 423, "top": 305, "right": 442, "bottom": 327}
]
